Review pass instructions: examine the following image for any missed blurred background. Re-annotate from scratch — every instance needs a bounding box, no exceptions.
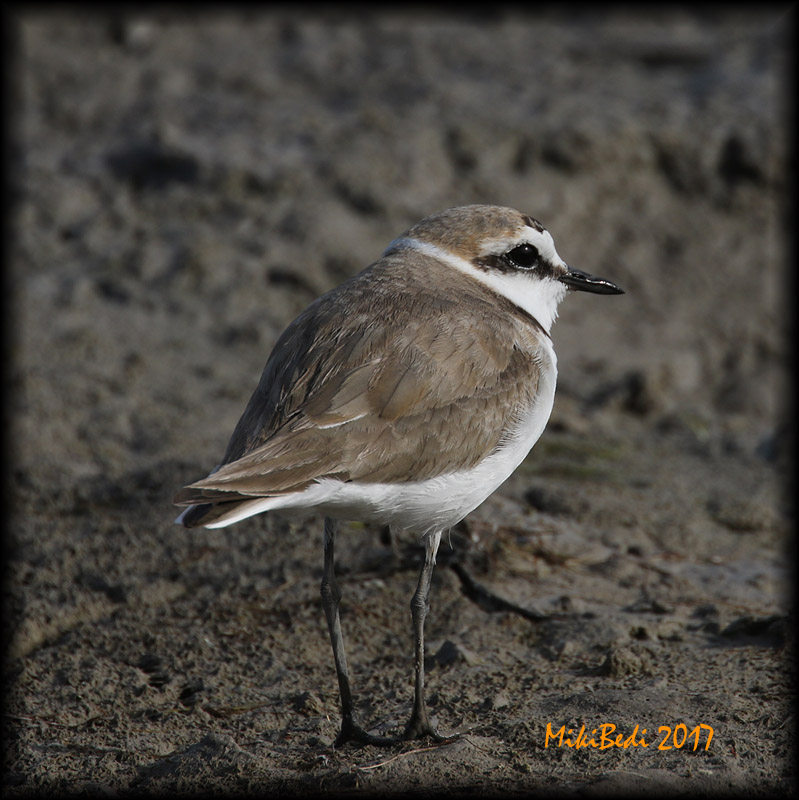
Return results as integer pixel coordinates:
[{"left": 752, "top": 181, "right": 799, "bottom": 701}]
[
  {"left": 7, "top": 7, "right": 791, "bottom": 795},
  {"left": 12, "top": 7, "right": 788, "bottom": 485}
]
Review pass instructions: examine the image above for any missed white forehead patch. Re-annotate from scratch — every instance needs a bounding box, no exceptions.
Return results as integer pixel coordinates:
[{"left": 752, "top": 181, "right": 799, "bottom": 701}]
[{"left": 480, "top": 226, "right": 567, "bottom": 268}]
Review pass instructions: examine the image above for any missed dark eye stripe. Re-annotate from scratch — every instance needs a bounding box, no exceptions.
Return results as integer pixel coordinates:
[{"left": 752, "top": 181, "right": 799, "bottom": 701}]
[{"left": 473, "top": 243, "right": 560, "bottom": 280}]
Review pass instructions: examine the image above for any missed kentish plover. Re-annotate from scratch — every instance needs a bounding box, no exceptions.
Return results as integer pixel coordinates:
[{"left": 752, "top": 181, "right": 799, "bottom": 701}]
[{"left": 174, "top": 204, "right": 624, "bottom": 746}]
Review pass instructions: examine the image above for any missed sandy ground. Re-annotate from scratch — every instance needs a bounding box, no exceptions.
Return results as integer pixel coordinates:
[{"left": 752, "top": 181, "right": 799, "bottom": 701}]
[{"left": 6, "top": 7, "right": 793, "bottom": 796}]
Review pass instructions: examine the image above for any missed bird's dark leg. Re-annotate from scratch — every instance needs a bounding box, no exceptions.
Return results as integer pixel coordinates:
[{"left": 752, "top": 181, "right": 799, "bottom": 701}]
[
  {"left": 404, "top": 529, "right": 448, "bottom": 741},
  {"left": 320, "top": 517, "right": 396, "bottom": 747}
]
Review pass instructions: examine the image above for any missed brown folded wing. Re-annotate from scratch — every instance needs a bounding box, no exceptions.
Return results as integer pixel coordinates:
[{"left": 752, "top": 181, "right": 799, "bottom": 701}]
[{"left": 174, "top": 253, "right": 546, "bottom": 514}]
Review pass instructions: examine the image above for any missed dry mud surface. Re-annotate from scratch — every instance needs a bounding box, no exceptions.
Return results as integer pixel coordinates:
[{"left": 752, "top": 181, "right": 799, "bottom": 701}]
[{"left": 6, "top": 8, "right": 793, "bottom": 797}]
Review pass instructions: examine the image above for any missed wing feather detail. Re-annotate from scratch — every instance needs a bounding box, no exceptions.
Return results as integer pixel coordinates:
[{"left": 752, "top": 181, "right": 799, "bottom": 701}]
[{"left": 174, "top": 252, "right": 548, "bottom": 512}]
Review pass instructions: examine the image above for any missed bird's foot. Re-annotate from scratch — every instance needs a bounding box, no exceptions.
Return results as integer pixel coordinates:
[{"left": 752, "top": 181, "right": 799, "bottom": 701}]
[
  {"left": 334, "top": 716, "right": 399, "bottom": 748},
  {"left": 334, "top": 713, "right": 458, "bottom": 747},
  {"left": 403, "top": 708, "right": 457, "bottom": 743}
]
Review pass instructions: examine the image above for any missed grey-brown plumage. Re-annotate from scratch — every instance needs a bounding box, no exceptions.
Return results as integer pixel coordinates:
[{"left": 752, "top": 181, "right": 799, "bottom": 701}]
[
  {"left": 175, "top": 248, "right": 547, "bottom": 527},
  {"left": 173, "top": 204, "right": 623, "bottom": 746}
]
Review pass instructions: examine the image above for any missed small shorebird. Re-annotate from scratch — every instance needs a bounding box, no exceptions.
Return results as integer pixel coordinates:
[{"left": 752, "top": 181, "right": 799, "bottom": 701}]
[{"left": 174, "top": 205, "right": 623, "bottom": 746}]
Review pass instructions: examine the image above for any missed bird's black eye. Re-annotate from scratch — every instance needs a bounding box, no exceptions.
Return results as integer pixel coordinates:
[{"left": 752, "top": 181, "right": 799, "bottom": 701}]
[{"left": 506, "top": 243, "right": 540, "bottom": 270}]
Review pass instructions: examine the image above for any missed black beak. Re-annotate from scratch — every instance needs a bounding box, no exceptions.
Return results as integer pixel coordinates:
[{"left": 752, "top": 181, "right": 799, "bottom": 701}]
[{"left": 559, "top": 267, "right": 624, "bottom": 295}]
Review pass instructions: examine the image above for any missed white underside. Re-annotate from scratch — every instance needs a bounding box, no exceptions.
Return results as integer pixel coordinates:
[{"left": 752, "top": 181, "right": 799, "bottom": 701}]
[
  {"left": 195, "top": 339, "right": 558, "bottom": 535},
  {"left": 184, "top": 228, "right": 569, "bottom": 535}
]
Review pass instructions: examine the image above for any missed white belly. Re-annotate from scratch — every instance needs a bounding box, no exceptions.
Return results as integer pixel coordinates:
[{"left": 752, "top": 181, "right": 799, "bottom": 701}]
[
  {"left": 319, "top": 350, "right": 557, "bottom": 534},
  {"left": 204, "top": 343, "right": 558, "bottom": 535}
]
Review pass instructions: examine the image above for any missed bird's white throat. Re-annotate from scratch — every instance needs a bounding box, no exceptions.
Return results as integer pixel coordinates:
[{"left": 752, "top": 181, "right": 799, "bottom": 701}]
[{"left": 388, "top": 237, "right": 569, "bottom": 333}]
